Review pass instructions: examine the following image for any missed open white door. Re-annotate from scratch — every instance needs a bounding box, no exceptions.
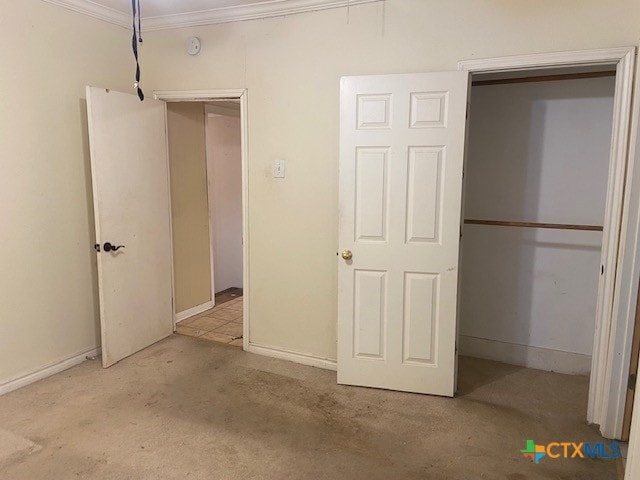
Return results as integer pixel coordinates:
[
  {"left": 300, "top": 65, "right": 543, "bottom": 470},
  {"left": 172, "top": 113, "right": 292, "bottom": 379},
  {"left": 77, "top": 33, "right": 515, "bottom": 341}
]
[
  {"left": 86, "top": 87, "right": 174, "bottom": 368},
  {"left": 337, "top": 72, "right": 469, "bottom": 396}
]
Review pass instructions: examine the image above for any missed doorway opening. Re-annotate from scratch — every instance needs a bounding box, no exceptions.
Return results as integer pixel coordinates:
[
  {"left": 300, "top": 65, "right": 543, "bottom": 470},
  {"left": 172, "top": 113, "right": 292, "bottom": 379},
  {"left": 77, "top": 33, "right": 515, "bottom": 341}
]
[
  {"left": 457, "top": 50, "right": 636, "bottom": 444},
  {"left": 157, "top": 90, "right": 249, "bottom": 351},
  {"left": 458, "top": 65, "right": 615, "bottom": 416}
]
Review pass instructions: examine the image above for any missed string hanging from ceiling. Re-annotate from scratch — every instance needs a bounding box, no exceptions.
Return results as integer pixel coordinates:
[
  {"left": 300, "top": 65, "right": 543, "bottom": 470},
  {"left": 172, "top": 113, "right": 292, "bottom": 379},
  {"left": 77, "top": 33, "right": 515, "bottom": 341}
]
[{"left": 131, "top": 0, "right": 144, "bottom": 101}]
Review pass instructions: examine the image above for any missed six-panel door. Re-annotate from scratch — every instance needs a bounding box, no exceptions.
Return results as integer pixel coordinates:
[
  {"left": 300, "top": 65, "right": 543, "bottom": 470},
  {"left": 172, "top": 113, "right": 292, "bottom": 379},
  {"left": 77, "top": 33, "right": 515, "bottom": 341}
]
[{"left": 338, "top": 72, "right": 469, "bottom": 396}]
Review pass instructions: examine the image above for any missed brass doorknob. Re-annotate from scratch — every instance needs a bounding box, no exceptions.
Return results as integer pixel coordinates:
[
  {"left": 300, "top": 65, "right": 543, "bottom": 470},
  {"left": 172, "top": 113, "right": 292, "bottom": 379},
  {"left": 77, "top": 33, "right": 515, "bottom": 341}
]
[{"left": 341, "top": 250, "right": 353, "bottom": 260}]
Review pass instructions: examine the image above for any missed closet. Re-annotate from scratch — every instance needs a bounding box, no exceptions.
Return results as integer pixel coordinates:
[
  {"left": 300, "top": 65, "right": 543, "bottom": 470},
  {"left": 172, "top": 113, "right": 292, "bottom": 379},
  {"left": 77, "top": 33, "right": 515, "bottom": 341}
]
[{"left": 458, "top": 69, "right": 616, "bottom": 376}]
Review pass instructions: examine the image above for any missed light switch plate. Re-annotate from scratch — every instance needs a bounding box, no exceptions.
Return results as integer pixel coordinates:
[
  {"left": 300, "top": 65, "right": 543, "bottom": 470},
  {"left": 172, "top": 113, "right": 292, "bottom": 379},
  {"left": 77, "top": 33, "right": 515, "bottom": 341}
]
[{"left": 273, "top": 159, "right": 286, "bottom": 178}]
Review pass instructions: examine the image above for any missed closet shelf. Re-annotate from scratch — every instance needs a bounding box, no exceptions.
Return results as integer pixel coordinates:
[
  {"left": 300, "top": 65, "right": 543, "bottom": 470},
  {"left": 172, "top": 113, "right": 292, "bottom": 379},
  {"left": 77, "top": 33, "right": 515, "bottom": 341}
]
[{"left": 464, "top": 219, "right": 603, "bottom": 232}]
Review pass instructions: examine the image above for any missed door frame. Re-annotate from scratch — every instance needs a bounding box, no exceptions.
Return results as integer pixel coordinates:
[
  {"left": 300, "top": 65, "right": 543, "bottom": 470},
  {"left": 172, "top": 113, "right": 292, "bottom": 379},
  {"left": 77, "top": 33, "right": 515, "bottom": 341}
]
[
  {"left": 459, "top": 46, "right": 637, "bottom": 439},
  {"left": 154, "top": 89, "right": 250, "bottom": 351}
]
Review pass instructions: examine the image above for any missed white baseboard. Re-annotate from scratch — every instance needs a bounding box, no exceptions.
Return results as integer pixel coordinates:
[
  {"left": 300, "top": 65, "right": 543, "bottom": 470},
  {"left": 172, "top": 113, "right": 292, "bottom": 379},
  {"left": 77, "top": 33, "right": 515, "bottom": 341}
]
[
  {"left": 175, "top": 300, "right": 214, "bottom": 323},
  {"left": 0, "top": 346, "right": 101, "bottom": 396},
  {"left": 458, "top": 335, "right": 592, "bottom": 375},
  {"left": 246, "top": 343, "right": 337, "bottom": 371}
]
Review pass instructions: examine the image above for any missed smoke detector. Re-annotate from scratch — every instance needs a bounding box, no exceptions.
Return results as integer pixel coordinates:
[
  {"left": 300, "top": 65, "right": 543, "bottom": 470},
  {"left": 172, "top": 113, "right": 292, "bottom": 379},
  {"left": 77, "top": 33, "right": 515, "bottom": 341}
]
[{"left": 186, "top": 37, "right": 202, "bottom": 56}]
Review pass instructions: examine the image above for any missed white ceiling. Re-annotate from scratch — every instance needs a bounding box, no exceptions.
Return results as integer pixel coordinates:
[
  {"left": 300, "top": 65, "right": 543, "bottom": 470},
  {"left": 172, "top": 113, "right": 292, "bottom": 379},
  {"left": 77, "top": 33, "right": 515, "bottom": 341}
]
[
  {"left": 42, "top": 0, "right": 381, "bottom": 30},
  {"left": 91, "top": 0, "right": 271, "bottom": 17}
]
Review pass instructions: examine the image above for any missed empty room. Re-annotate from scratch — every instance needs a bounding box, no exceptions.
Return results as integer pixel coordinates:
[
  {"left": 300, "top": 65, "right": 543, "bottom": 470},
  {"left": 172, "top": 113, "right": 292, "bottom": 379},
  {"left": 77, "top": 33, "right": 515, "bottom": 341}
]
[{"left": 2, "top": 1, "right": 640, "bottom": 479}]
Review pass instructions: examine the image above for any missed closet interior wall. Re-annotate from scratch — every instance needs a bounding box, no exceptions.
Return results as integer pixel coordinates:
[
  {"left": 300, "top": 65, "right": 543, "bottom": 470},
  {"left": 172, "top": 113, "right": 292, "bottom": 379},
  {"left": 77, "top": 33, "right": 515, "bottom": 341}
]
[{"left": 458, "top": 74, "right": 616, "bottom": 375}]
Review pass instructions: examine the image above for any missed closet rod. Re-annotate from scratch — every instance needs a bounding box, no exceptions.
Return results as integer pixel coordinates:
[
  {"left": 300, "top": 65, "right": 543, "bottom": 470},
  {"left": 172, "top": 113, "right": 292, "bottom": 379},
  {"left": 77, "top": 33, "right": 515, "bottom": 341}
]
[
  {"left": 471, "top": 71, "right": 615, "bottom": 87},
  {"left": 464, "top": 219, "right": 603, "bottom": 232}
]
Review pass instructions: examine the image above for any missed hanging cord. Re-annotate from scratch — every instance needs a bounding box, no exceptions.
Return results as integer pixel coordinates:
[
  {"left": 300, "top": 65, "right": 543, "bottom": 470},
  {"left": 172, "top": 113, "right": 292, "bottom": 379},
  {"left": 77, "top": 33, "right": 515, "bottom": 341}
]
[{"left": 131, "top": 0, "right": 144, "bottom": 101}]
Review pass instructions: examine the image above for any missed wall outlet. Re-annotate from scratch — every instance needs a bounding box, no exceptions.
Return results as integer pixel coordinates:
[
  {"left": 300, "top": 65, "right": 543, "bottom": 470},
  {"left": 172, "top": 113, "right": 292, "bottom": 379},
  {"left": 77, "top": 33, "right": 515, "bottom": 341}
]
[{"left": 273, "top": 159, "right": 286, "bottom": 178}]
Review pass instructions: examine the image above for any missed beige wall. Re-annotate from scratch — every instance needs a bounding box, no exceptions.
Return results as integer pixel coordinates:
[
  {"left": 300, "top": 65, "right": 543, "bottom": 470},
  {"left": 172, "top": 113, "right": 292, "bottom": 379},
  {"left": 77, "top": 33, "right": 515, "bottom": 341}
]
[
  {"left": 2, "top": 1, "right": 640, "bottom": 387},
  {"left": 140, "top": 0, "right": 640, "bottom": 361},
  {"left": 0, "top": 1, "right": 130, "bottom": 385},
  {"left": 167, "top": 103, "right": 212, "bottom": 313}
]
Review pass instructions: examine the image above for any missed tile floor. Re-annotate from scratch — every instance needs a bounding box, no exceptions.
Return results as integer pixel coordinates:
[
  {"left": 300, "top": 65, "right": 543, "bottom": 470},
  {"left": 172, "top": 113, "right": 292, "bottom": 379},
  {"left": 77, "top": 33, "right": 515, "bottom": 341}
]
[{"left": 176, "top": 292, "right": 243, "bottom": 347}]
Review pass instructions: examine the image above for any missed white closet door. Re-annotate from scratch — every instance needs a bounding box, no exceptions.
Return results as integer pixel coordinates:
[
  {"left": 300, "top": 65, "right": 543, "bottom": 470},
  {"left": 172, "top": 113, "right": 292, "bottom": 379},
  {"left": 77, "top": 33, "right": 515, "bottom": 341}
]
[{"left": 337, "top": 72, "right": 469, "bottom": 396}]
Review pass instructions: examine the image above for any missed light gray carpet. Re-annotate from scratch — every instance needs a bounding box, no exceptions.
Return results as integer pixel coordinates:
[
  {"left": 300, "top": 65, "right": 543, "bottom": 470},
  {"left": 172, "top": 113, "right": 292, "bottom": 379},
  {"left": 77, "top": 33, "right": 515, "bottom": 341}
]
[{"left": 0, "top": 334, "right": 619, "bottom": 479}]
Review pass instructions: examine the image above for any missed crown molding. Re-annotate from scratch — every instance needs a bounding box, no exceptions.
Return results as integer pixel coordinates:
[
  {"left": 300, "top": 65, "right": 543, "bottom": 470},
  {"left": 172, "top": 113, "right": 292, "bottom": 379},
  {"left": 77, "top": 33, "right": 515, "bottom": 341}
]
[
  {"left": 41, "top": 0, "right": 382, "bottom": 31},
  {"left": 41, "top": 0, "right": 130, "bottom": 28}
]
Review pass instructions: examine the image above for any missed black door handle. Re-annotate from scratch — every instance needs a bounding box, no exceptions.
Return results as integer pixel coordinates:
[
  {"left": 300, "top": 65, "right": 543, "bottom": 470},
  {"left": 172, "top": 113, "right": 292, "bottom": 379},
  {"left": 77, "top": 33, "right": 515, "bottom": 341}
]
[
  {"left": 104, "top": 242, "right": 125, "bottom": 252},
  {"left": 93, "top": 243, "right": 125, "bottom": 252},
  {"left": 94, "top": 242, "right": 125, "bottom": 252}
]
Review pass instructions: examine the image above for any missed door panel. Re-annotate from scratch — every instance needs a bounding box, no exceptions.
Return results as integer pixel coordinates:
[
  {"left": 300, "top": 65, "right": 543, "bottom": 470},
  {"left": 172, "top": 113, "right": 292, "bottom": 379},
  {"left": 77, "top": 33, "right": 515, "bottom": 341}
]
[
  {"left": 406, "top": 146, "right": 443, "bottom": 243},
  {"left": 353, "top": 269, "right": 387, "bottom": 359},
  {"left": 355, "top": 147, "right": 389, "bottom": 241},
  {"left": 403, "top": 272, "right": 438, "bottom": 364},
  {"left": 338, "top": 72, "right": 469, "bottom": 396},
  {"left": 86, "top": 87, "right": 174, "bottom": 368}
]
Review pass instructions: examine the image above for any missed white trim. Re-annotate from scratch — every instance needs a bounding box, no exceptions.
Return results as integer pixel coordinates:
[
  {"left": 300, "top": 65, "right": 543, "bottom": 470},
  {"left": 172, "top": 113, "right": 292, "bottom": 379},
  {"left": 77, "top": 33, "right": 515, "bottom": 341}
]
[
  {"left": 41, "top": 0, "right": 129, "bottom": 28},
  {"left": 175, "top": 300, "right": 215, "bottom": 323},
  {"left": 459, "top": 46, "right": 637, "bottom": 439},
  {"left": 458, "top": 335, "right": 592, "bottom": 376},
  {"left": 606, "top": 46, "right": 640, "bottom": 441},
  {"left": 458, "top": 47, "right": 633, "bottom": 73},
  {"left": 0, "top": 346, "right": 101, "bottom": 396},
  {"left": 41, "top": 0, "right": 381, "bottom": 31},
  {"left": 626, "top": 350, "right": 640, "bottom": 479},
  {"left": 154, "top": 90, "right": 248, "bottom": 102},
  {"left": 203, "top": 112, "right": 217, "bottom": 312},
  {"left": 156, "top": 89, "right": 250, "bottom": 352},
  {"left": 586, "top": 48, "right": 636, "bottom": 436},
  {"left": 239, "top": 93, "right": 250, "bottom": 351},
  {"left": 161, "top": 101, "right": 178, "bottom": 333},
  {"left": 247, "top": 343, "right": 337, "bottom": 371}
]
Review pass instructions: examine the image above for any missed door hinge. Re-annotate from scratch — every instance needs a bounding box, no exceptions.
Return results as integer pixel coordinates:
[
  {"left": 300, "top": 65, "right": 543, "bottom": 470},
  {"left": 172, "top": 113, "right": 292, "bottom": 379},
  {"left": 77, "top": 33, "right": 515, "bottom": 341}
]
[{"left": 629, "top": 373, "right": 637, "bottom": 391}]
